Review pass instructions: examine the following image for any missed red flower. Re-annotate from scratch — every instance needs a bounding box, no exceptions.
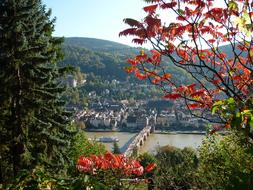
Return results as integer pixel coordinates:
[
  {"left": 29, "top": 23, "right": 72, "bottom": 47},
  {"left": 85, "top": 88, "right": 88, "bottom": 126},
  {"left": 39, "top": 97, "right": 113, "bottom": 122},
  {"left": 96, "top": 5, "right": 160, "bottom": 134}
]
[
  {"left": 77, "top": 156, "right": 93, "bottom": 172},
  {"left": 132, "top": 166, "right": 144, "bottom": 176},
  {"left": 130, "top": 160, "right": 141, "bottom": 168},
  {"left": 145, "top": 163, "right": 157, "bottom": 172},
  {"left": 76, "top": 152, "right": 149, "bottom": 177}
]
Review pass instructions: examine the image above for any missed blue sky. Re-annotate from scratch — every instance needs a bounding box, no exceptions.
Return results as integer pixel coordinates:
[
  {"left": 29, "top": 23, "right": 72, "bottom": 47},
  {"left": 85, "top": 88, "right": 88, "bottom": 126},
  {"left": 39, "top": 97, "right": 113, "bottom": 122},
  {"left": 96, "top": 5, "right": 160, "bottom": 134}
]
[{"left": 42, "top": 0, "right": 147, "bottom": 46}]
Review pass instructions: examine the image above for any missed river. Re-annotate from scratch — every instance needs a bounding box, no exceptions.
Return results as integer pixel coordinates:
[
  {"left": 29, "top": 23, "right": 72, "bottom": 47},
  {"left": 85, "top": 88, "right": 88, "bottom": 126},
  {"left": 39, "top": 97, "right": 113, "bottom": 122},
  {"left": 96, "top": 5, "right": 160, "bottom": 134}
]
[{"left": 85, "top": 131, "right": 205, "bottom": 154}]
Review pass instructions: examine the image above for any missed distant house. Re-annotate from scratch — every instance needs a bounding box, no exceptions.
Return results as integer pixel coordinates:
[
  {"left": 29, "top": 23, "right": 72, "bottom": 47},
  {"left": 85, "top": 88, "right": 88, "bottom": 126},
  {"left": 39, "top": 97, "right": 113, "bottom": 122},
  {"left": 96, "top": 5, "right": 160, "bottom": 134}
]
[
  {"left": 103, "top": 117, "right": 111, "bottom": 127},
  {"left": 89, "top": 117, "right": 103, "bottom": 128},
  {"left": 126, "top": 115, "right": 149, "bottom": 129},
  {"left": 156, "top": 116, "right": 170, "bottom": 126},
  {"left": 136, "top": 116, "right": 149, "bottom": 129},
  {"left": 126, "top": 116, "right": 137, "bottom": 128}
]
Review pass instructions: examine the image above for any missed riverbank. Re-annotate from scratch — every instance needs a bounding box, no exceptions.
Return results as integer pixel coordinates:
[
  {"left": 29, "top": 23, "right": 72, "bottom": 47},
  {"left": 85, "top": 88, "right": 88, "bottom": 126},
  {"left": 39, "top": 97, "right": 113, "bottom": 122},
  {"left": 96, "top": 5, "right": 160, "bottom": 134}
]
[
  {"left": 155, "top": 130, "right": 206, "bottom": 135},
  {"left": 85, "top": 128, "right": 206, "bottom": 135}
]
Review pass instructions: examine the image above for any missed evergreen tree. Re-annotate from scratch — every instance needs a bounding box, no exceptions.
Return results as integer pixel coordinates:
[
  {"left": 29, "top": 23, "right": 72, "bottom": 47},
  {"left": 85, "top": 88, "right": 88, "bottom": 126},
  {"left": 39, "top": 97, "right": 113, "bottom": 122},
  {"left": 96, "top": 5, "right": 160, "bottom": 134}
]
[{"left": 0, "top": 0, "right": 75, "bottom": 186}]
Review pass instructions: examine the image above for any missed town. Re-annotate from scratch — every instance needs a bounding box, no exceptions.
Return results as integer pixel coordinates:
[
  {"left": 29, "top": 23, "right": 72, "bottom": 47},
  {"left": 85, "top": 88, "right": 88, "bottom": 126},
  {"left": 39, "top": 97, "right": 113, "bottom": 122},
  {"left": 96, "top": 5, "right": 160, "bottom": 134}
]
[{"left": 76, "top": 97, "right": 208, "bottom": 132}]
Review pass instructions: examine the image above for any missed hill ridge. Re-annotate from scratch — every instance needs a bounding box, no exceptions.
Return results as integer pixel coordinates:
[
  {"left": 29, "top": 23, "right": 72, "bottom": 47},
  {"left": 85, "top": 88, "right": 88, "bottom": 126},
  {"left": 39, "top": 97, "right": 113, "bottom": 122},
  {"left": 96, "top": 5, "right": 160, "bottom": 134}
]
[{"left": 64, "top": 37, "right": 133, "bottom": 51}]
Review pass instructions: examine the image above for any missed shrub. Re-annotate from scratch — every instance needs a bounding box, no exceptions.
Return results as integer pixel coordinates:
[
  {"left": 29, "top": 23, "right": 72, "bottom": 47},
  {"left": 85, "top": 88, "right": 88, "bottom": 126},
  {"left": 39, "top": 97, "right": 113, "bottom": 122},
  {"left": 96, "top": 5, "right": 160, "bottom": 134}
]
[
  {"left": 154, "top": 145, "right": 198, "bottom": 190},
  {"left": 196, "top": 131, "right": 253, "bottom": 190}
]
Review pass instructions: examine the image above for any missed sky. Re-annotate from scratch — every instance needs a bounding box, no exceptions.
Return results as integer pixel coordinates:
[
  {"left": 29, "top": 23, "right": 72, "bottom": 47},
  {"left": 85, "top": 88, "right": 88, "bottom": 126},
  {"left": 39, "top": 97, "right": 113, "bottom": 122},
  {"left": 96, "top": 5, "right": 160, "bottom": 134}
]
[{"left": 42, "top": 0, "right": 147, "bottom": 47}]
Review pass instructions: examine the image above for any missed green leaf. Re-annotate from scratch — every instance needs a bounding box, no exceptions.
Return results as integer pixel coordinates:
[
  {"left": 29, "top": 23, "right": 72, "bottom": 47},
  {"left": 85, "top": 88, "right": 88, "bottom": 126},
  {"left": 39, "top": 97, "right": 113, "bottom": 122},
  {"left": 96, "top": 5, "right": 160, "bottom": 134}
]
[
  {"left": 226, "top": 97, "right": 235, "bottom": 105},
  {"left": 213, "top": 100, "right": 224, "bottom": 107},
  {"left": 250, "top": 117, "right": 253, "bottom": 129},
  {"left": 228, "top": 1, "right": 238, "bottom": 11},
  {"left": 241, "top": 110, "right": 252, "bottom": 117},
  {"left": 211, "top": 100, "right": 224, "bottom": 114},
  {"left": 211, "top": 105, "right": 218, "bottom": 114},
  {"left": 178, "top": 9, "right": 185, "bottom": 15}
]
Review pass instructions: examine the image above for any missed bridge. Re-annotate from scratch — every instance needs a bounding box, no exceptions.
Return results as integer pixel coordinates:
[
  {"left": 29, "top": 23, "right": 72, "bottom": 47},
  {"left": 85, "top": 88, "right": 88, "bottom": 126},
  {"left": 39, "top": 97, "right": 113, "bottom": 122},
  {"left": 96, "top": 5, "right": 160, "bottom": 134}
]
[{"left": 124, "top": 125, "right": 154, "bottom": 157}]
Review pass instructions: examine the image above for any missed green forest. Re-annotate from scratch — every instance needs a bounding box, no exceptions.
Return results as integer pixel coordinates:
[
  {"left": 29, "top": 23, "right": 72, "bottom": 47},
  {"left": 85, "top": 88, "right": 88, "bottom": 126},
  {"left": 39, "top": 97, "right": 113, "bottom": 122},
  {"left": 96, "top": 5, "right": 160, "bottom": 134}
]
[{"left": 61, "top": 37, "right": 194, "bottom": 83}]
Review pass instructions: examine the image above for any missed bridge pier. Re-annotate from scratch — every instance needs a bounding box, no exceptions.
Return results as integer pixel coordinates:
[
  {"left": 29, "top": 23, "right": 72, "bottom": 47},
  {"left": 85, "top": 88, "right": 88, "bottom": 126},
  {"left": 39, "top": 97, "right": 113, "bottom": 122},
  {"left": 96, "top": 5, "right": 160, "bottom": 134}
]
[
  {"left": 150, "top": 125, "right": 155, "bottom": 133},
  {"left": 138, "top": 139, "right": 142, "bottom": 147}
]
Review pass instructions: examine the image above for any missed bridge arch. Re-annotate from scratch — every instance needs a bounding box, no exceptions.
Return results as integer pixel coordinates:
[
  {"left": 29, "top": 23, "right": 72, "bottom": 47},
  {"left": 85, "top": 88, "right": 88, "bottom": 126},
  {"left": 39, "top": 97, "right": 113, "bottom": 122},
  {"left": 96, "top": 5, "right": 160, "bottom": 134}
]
[{"left": 139, "top": 139, "right": 144, "bottom": 146}]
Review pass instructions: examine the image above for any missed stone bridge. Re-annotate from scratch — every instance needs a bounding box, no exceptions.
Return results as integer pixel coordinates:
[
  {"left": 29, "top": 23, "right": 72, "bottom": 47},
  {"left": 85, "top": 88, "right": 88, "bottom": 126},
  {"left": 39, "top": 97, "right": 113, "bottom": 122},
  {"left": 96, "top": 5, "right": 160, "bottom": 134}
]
[{"left": 124, "top": 125, "right": 154, "bottom": 157}]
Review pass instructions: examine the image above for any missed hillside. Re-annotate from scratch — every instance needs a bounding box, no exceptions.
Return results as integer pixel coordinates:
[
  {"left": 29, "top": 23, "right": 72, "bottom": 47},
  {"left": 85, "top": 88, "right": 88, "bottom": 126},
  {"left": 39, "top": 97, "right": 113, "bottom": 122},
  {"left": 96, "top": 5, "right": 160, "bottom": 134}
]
[
  {"left": 61, "top": 43, "right": 129, "bottom": 80},
  {"left": 60, "top": 37, "right": 193, "bottom": 83},
  {"left": 64, "top": 37, "right": 131, "bottom": 52}
]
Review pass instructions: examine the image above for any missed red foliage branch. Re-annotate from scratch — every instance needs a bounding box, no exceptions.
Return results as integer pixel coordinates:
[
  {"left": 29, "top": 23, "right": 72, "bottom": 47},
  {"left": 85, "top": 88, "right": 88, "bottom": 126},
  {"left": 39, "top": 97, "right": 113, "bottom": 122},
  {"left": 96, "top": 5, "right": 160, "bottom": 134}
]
[{"left": 120, "top": 0, "right": 253, "bottom": 129}]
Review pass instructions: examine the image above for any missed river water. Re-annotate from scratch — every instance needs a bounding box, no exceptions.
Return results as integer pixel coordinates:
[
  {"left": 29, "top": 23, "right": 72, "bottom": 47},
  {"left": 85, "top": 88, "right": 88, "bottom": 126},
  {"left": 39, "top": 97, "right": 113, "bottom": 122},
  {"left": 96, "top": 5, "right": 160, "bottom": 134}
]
[{"left": 85, "top": 131, "right": 205, "bottom": 154}]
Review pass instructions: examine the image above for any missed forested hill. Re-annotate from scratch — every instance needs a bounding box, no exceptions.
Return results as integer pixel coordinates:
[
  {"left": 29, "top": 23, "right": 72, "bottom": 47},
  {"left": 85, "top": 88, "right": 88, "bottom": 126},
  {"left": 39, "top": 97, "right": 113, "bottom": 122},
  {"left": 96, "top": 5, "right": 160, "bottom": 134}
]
[
  {"left": 60, "top": 37, "right": 138, "bottom": 81},
  {"left": 60, "top": 37, "right": 193, "bottom": 82},
  {"left": 64, "top": 37, "right": 132, "bottom": 52}
]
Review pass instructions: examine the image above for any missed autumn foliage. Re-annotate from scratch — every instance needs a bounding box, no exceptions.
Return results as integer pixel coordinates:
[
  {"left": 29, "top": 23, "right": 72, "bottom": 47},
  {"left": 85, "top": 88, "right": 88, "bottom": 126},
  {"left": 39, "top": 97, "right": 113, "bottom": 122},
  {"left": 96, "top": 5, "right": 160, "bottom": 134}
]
[
  {"left": 77, "top": 151, "right": 156, "bottom": 176},
  {"left": 120, "top": 0, "right": 253, "bottom": 136}
]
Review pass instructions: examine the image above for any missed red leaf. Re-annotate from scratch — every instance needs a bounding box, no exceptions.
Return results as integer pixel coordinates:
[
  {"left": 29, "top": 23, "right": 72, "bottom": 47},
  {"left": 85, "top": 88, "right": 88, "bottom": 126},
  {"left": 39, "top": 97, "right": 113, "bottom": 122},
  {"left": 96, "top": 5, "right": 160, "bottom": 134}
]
[
  {"left": 187, "top": 84, "right": 196, "bottom": 91},
  {"left": 188, "top": 103, "right": 200, "bottom": 110},
  {"left": 164, "top": 93, "right": 181, "bottom": 99},
  {"left": 162, "top": 73, "right": 172, "bottom": 79},
  {"left": 125, "top": 66, "right": 136, "bottom": 73},
  {"left": 208, "top": 39, "right": 216, "bottom": 44},
  {"left": 237, "top": 44, "right": 246, "bottom": 51},
  {"left": 160, "top": 2, "right": 177, "bottom": 9},
  {"left": 143, "top": 4, "right": 158, "bottom": 13},
  {"left": 144, "top": 15, "right": 161, "bottom": 29},
  {"left": 176, "top": 16, "right": 185, "bottom": 21},
  {"left": 123, "top": 18, "right": 142, "bottom": 27},
  {"left": 119, "top": 28, "right": 137, "bottom": 37},
  {"left": 135, "top": 72, "right": 147, "bottom": 80},
  {"left": 232, "top": 75, "right": 241, "bottom": 80},
  {"left": 190, "top": 90, "right": 205, "bottom": 97},
  {"left": 145, "top": 163, "right": 157, "bottom": 172},
  {"left": 212, "top": 79, "right": 221, "bottom": 85},
  {"left": 135, "top": 54, "right": 147, "bottom": 62},
  {"left": 218, "top": 52, "right": 227, "bottom": 59},
  {"left": 150, "top": 49, "right": 161, "bottom": 56},
  {"left": 152, "top": 78, "right": 160, "bottom": 84},
  {"left": 149, "top": 49, "right": 161, "bottom": 64},
  {"left": 127, "top": 59, "right": 138, "bottom": 65},
  {"left": 178, "top": 60, "right": 186, "bottom": 64},
  {"left": 177, "top": 49, "right": 189, "bottom": 60},
  {"left": 132, "top": 38, "right": 145, "bottom": 45}
]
